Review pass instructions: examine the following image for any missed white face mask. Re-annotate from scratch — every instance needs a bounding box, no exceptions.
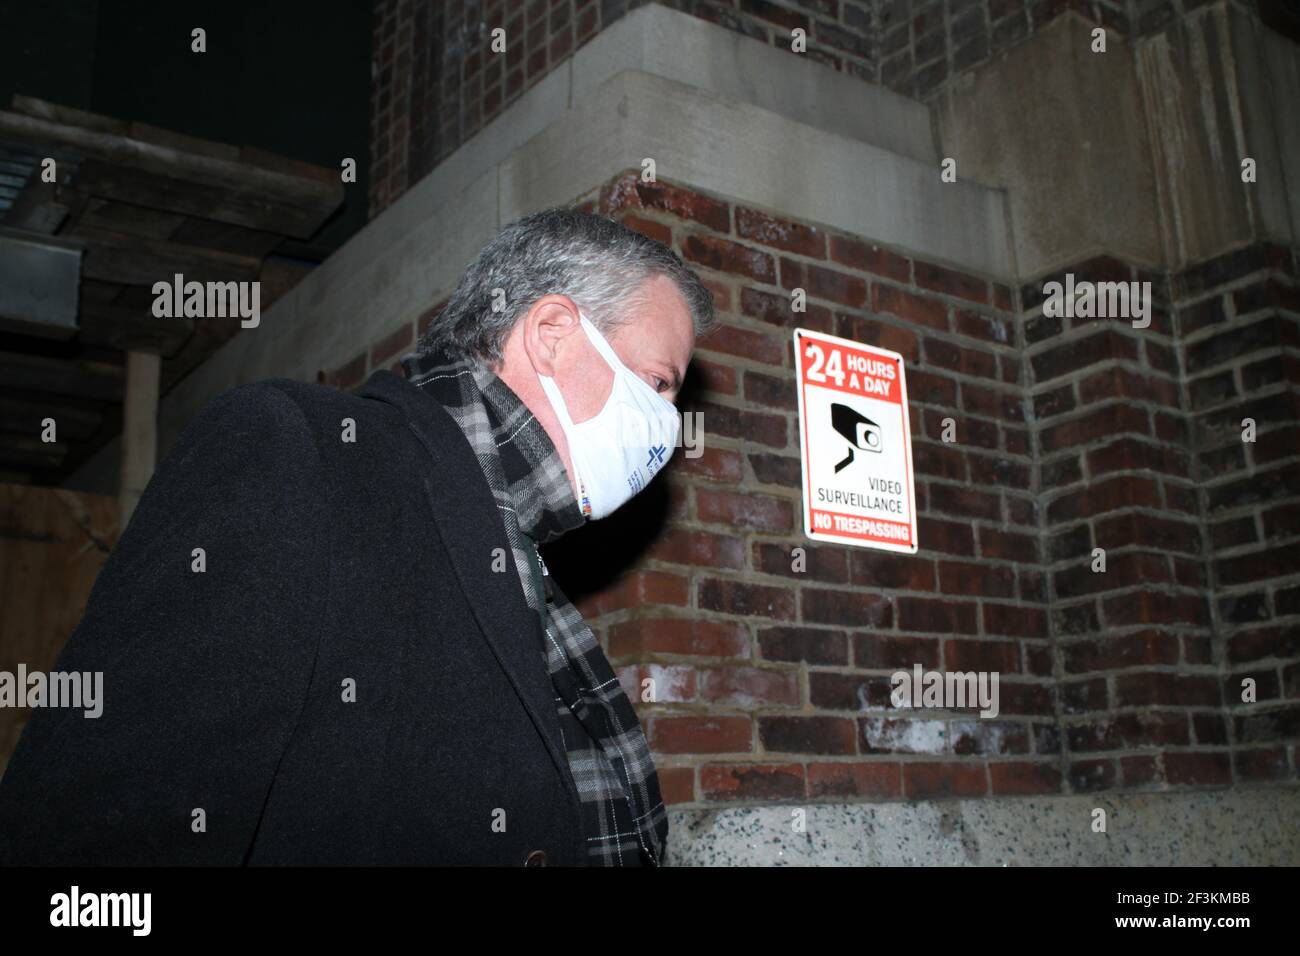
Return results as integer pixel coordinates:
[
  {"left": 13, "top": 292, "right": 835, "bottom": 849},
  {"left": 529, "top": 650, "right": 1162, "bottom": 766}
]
[{"left": 536, "top": 312, "right": 681, "bottom": 520}]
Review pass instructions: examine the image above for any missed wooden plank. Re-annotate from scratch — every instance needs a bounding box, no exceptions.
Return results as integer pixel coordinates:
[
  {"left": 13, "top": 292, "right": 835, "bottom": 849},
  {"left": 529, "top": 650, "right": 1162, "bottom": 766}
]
[
  {"left": 74, "top": 159, "right": 327, "bottom": 238},
  {"left": 72, "top": 224, "right": 262, "bottom": 285},
  {"left": 79, "top": 300, "right": 195, "bottom": 355},
  {"left": 10, "top": 95, "right": 128, "bottom": 136},
  {"left": 0, "top": 109, "right": 343, "bottom": 231},
  {"left": 0, "top": 434, "right": 70, "bottom": 469},
  {"left": 0, "top": 394, "right": 102, "bottom": 440},
  {"left": 128, "top": 122, "right": 240, "bottom": 162},
  {"left": 168, "top": 217, "right": 283, "bottom": 260},
  {"left": 0, "top": 350, "right": 123, "bottom": 402},
  {"left": 76, "top": 196, "right": 188, "bottom": 241}
]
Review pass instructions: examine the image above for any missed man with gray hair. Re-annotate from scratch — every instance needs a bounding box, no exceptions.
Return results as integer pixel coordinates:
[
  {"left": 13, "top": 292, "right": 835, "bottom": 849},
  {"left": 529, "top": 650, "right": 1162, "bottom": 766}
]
[{"left": 0, "top": 209, "right": 715, "bottom": 867}]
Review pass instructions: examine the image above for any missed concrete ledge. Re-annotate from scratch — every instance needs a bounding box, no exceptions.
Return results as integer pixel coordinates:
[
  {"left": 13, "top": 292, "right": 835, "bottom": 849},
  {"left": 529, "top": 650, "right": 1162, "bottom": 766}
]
[
  {"left": 572, "top": 3, "right": 937, "bottom": 165},
  {"left": 665, "top": 786, "right": 1300, "bottom": 865}
]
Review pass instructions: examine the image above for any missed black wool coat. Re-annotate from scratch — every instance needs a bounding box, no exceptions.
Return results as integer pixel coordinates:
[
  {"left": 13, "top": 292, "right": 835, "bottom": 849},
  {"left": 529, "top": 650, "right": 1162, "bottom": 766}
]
[{"left": 0, "top": 370, "right": 590, "bottom": 865}]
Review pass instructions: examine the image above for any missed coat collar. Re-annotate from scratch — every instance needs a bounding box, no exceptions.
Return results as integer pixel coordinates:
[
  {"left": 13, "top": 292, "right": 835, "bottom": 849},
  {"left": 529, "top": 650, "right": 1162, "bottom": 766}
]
[{"left": 356, "top": 368, "right": 582, "bottom": 812}]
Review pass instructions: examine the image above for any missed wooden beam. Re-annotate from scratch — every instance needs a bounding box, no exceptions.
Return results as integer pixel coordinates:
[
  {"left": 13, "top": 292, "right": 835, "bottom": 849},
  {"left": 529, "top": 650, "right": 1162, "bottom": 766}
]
[
  {"left": 0, "top": 394, "right": 102, "bottom": 441},
  {"left": 72, "top": 224, "right": 262, "bottom": 285},
  {"left": 79, "top": 301, "right": 195, "bottom": 355},
  {"left": 0, "top": 108, "right": 342, "bottom": 238},
  {"left": 72, "top": 159, "right": 329, "bottom": 239},
  {"left": 0, "top": 351, "right": 123, "bottom": 402}
]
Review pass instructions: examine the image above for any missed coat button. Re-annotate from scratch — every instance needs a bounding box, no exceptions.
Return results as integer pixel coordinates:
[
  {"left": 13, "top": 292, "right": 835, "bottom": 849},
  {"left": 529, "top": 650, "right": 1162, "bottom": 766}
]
[{"left": 524, "top": 850, "right": 548, "bottom": 866}]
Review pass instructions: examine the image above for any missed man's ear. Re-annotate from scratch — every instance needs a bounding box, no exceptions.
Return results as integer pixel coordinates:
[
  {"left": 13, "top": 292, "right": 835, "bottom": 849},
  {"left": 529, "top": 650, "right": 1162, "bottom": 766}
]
[{"left": 524, "top": 296, "right": 582, "bottom": 377}]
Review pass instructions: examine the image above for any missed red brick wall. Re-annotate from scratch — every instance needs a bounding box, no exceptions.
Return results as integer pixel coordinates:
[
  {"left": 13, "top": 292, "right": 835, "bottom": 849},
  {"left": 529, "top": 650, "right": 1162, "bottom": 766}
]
[
  {"left": 579, "top": 173, "right": 1046, "bottom": 805},
  {"left": 1178, "top": 244, "right": 1300, "bottom": 783},
  {"left": 326, "top": 172, "right": 1300, "bottom": 807}
]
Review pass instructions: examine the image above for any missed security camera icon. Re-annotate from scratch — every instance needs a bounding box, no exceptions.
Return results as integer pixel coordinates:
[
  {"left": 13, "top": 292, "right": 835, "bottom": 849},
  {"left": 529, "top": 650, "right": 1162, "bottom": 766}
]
[{"left": 831, "top": 402, "right": 883, "bottom": 473}]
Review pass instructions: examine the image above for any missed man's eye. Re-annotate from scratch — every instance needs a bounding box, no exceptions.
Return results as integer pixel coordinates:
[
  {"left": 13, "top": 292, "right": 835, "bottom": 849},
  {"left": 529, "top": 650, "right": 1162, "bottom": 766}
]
[{"left": 654, "top": 377, "right": 668, "bottom": 392}]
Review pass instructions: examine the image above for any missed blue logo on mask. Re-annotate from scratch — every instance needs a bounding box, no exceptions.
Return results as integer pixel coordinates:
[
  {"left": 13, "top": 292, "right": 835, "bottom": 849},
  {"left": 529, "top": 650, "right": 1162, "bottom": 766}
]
[{"left": 646, "top": 444, "right": 667, "bottom": 471}]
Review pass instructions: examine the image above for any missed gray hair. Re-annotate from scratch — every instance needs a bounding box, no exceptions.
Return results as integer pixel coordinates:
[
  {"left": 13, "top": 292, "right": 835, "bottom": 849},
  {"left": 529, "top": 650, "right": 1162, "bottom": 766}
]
[{"left": 414, "top": 208, "right": 716, "bottom": 365}]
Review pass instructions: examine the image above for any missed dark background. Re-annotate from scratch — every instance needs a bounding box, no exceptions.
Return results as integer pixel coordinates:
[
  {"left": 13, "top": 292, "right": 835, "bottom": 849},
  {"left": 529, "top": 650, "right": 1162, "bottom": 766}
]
[{"left": 0, "top": 0, "right": 372, "bottom": 258}]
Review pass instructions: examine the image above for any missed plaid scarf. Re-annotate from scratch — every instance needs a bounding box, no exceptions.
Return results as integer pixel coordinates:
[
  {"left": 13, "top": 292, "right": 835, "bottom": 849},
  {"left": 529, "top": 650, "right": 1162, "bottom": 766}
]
[{"left": 400, "top": 346, "right": 669, "bottom": 866}]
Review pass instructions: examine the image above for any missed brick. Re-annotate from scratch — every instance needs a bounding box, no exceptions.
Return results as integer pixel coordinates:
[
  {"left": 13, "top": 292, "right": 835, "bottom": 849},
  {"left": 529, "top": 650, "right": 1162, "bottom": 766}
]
[
  {"left": 1031, "top": 330, "right": 1139, "bottom": 383},
  {"left": 576, "top": 570, "right": 690, "bottom": 617},
  {"left": 618, "top": 212, "right": 672, "bottom": 244},
  {"left": 913, "top": 260, "right": 989, "bottom": 304},
  {"left": 810, "top": 671, "right": 893, "bottom": 710},
  {"left": 688, "top": 356, "right": 739, "bottom": 397},
  {"left": 925, "top": 336, "right": 998, "bottom": 378},
  {"left": 738, "top": 0, "right": 810, "bottom": 31},
  {"left": 758, "top": 626, "right": 849, "bottom": 665},
  {"left": 828, "top": 236, "right": 911, "bottom": 282},
  {"left": 1233, "top": 747, "right": 1289, "bottom": 782},
  {"left": 859, "top": 717, "right": 947, "bottom": 754},
  {"left": 835, "top": 313, "right": 921, "bottom": 363},
  {"left": 649, "top": 715, "right": 752, "bottom": 754},
  {"left": 683, "top": 234, "right": 775, "bottom": 282},
  {"left": 897, "top": 597, "right": 978, "bottom": 634},
  {"left": 806, "top": 761, "right": 902, "bottom": 798},
  {"left": 674, "top": 445, "right": 743, "bottom": 482},
  {"left": 982, "top": 603, "right": 1049, "bottom": 638},
  {"left": 850, "top": 551, "right": 937, "bottom": 590},
  {"left": 754, "top": 541, "right": 847, "bottom": 583},
  {"left": 990, "top": 761, "right": 1062, "bottom": 795},
  {"left": 1235, "top": 704, "right": 1300, "bottom": 743},
  {"left": 743, "top": 369, "right": 798, "bottom": 410},
  {"left": 949, "top": 720, "right": 1031, "bottom": 755},
  {"left": 692, "top": 398, "right": 788, "bottom": 448},
  {"left": 736, "top": 206, "right": 826, "bottom": 257},
  {"left": 698, "top": 577, "right": 797, "bottom": 619},
  {"left": 1061, "top": 630, "right": 1180, "bottom": 673},
  {"left": 696, "top": 319, "right": 785, "bottom": 366},
  {"left": 696, "top": 488, "right": 793, "bottom": 531},
  {"left": 608, "top": 617, "right": 750, "bottom": 659},
  {"left": 1066, "top": 711, "right": 1190, "bottom": 751},
  {"left": 759, "top": 715, "right": 857, "bottom": 754},
  {"left": 601, "top": 173, "right": 731, "bottom": 232},
  {"left": 938, "top": 560, "right": 1016, "bottom": 598},
  {"left": 902, "top": 761, "right": 988, "bottom": 799},
  {"left": 1069, "top": 758, "right": 1117, "bottom": 792},
  {"left": 1120, "top": 754, "right": 1161, "bottom": 787},
  {"left": 943, "top": 637, "right": 1022, "bottom": 673},
  {"left": 873, "top": 283, "right": 950, "bottom": 330},
  {"left": 1102, "top": 590, "right": 1211, "bottom": 629},
  {"left": 916, "top": 516, "right": 976, "bottom": 555},
  {"left": 617, "top": 662, "right": 696, "bottom": 703},
  {"left": 645, "top": 528, "right": 745, "bottom": 568},
  {"left": 1039, "top": 403, "right": 1151, "bottom": 453},
  {"left": 1163, "top": 751, "right": 1232, "bottom": 786},
  {"left": 699, "top": 666, "right": 800, "bottom": 707},
  {"left": 802, "top": 588, "right": 892, "bottom": 628},
  {"left": 779, "top": 257, "right": 868, "bottom": 307},
  {"left": 852, "top": 633, "right": 941, "bottom": 669},
  {"left": 748, "top": 452, "right": 802, "bottom": 487},
  {"left": 700, "top": 763, "right": 804, "bottom": 800},
  {"left": 1114, "top": 671, "right": 1221, "bottom": 707}
]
